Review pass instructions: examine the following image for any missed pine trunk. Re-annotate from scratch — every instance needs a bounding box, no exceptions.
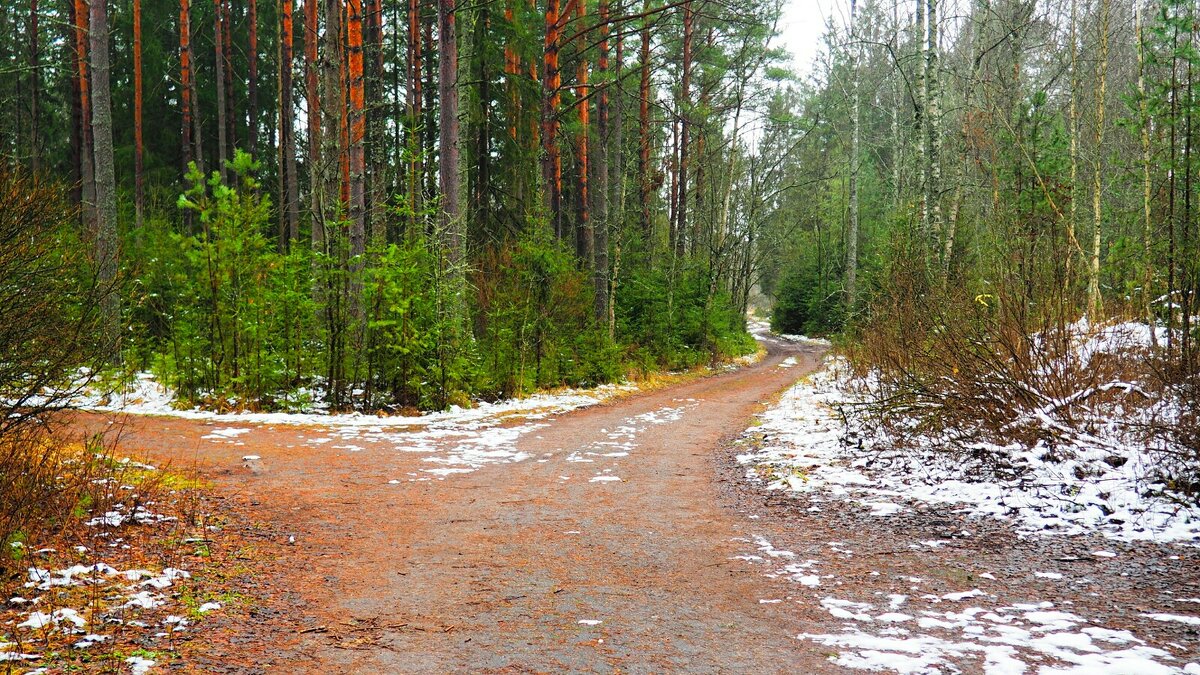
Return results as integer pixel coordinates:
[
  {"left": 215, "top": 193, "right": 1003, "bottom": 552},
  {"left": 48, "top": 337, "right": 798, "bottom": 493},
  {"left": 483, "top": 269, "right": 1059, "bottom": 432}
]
[
  {"left": 215, "top": 0, "right": 228, "bottom": 182},
  {"left": 593, "top": 0, "right": 611, "bottom": 322},
  {"left": 305, "top": 0, "right": 323, "bottom": 249},
  {"left": 90, "top": 0, "right": 121, "bottom": 360},
  {"left": 676, "top": 0, "right": 692, "bottom": 257},
  {"left": 29, "top": 0, "right": 39, "bottom": 172},
  {"left": 133, "top": 0, "right": 143, "bottom": 226},
  {"left": 439, "top": 0, "right": 462, "bottom": 261},
  {"left": 575, "top": 0, "right": 592, "bottom": 265},
  {"left": 542, "top": 0, "right": 563, "bottom": 238},
  {"left": 280, "top": 0, "right": 300, "bottom": 245},
  {"left": 348, "top": 0, "right": 366, "bottom": 260},
  {"left": 249, "top": 0, "right": 260, "bottom": 157},
  {"left": 637, "top": 0, "right": 651, "bottom": 242},
  {"left": 74, "top": 0, "right": 96, "bottom": 233}
]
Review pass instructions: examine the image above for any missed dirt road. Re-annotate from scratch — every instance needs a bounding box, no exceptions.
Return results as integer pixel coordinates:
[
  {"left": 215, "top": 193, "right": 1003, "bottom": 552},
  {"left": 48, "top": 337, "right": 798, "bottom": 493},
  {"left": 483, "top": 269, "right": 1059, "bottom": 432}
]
[{"left": 92, "top": 337, "right": 837, "bottom": 673}]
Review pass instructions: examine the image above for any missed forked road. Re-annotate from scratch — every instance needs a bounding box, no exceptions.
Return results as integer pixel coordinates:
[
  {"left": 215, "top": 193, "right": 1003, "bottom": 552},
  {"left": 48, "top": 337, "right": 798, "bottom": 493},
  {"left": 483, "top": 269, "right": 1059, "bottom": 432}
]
[{"left": 96, "top": 336, "right": 832, "bottom": 672}]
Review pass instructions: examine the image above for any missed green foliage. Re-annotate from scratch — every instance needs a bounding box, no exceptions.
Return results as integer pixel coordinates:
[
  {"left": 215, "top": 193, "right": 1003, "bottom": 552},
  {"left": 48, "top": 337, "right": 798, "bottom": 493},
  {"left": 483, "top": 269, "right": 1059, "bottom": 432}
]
[
  {"left": 130, "top": 151, "right": 316, "bottom": 408},
  {"left": 771, "top": 260, "right": 844, "bottom": 336}
]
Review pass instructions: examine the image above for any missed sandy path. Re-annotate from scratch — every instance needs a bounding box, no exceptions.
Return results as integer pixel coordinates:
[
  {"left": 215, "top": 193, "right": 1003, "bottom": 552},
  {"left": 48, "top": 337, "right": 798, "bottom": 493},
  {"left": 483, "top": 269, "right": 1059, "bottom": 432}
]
[{"left": 84, "top": 337, "right": 834, "bottom": 673}]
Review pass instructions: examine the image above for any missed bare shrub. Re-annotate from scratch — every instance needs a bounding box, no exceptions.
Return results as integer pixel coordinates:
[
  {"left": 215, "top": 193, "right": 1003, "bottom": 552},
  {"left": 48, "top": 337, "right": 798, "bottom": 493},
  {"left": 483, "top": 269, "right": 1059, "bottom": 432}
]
[
  {"left": 0, "top": 167, "right": 109, "bottom": 570},
  {"left": 847, "top": 255, "right": 1191, "bottom": 487}
]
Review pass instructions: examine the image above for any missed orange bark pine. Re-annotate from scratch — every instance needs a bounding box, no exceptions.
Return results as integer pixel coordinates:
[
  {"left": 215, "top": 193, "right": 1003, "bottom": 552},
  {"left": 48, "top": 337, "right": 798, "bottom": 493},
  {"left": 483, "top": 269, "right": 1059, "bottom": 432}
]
[
  {"left": 74, "top": 0, "right": 95, "bottom": 229},
  {"left": 504, "top": 1, "right": 519, "bottom": 141},
  {"left": 347, "top": 0, "right": 365, "bottom": 254},
  {"left": 575, "top": 0, "right": 590, "bottom": 259},
  {"left": 304, "top": 0, "right": 320, "bottom": 224},
  {"left": 542, "top": 0, "right": 563, "bottom": 237},
  {"left": 180, "top": 0, "right": 193, "bottom": 172}
]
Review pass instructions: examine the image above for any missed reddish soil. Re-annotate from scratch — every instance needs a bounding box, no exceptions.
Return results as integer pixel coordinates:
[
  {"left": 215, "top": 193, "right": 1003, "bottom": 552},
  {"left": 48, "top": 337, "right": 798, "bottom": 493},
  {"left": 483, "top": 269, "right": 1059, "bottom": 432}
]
[
  {"left": 70, "top": 335, "right": 1200, "bottom": 673},
  {"left": 76, "top": 338, "right": 840, "bottom": 673}
]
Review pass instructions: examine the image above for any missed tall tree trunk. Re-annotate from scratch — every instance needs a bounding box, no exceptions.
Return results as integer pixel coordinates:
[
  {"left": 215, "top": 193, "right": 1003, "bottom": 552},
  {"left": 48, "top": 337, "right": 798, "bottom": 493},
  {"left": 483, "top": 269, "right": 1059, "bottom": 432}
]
[
  {"left": 439, "top": 0, "right": 462, "bottom": 266},
  {"left": 29, "top": 0, "right": 39, "bottom": 172},
  {"left": 575, "top": 0, "right": 592, "bottom": 265},
  {"left": 1137, "top": 3, "right": 1155, "bottom": 342},
  {"left": 181, "top": 0, "right": 205, "bottom": 185},
  {"left": 223, "top": 0, "right": 237, "bottom": 150},
  {"left": 366, "top": 0, "right": 386, "bottom": 245},
  {"left": 889, "top": 0, "right": 901, "bottom": 207},
  {"left": 676, "top": 0, "right": 692, "bottom": 258},
  {"left": 915, "top": 0, "right": 925, "bottom": 234},
  {"left": 305, "top": 0, "right": 323, "bottom": 250},
  {"left": 593, "top": 0, "right": 611, "bottom": 323},
  {"left": 1067, "top": 0, "right": 1080, "bottom": 287},
  {"left": 90, "top": 0, "right": 120, "bottom": 360},
  {"left": 68, "top": 0, "right": 82, "bottom": 208},
  {"left": 134, "top": 0, "right": 144, "bottom": 227},
  {"left": 637, "top": 0, "right": 651, "bottom": 243},
  {"left": 608, "top": 0, "right": 624, "bottom": 338},
  {"left": 1087, "top": 0, "right": 1109, "bottom": 319},
  {"left": 471, "top": 0, "right": 491, "bottom": 230},
  {"left": 846, "top": 0, "right": 859, "bottom": 309},
  {"left": 924, "top": 0, "right": 941, "bottom": 245},
  {"left": 215, "top": 0, "right": 229, "bottom": 182},
  {"left": 249, "top": 0, "right": 260, "bottom": 157},
  {"left": 280, "top": 0, "right": 300, "bottom": 245},
  {"left": 74, "top": 0, "right": 96, "bottom": 233},
  {"left": 407, "top": 0, "right": 422, "bottom": 231},
  {"left": 541, "top": 0, "right": 563, "bottom": 238},
  {"left": 348, "top": 0, "right": 366, "bottom": 259}
]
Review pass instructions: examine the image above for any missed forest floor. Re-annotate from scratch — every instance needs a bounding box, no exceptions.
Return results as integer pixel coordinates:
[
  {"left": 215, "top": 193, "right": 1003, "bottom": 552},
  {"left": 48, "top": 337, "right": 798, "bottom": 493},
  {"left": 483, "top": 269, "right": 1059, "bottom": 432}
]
[{"left": 55, "top": 334, "right": 1199, "bottom": 674}]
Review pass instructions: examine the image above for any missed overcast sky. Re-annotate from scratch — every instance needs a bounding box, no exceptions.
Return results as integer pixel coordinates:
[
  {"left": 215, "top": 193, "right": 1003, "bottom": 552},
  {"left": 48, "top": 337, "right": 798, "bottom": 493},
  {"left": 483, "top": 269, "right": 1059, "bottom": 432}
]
[{"left": 774, "top": 0, "right": 850, "bottom": 79}]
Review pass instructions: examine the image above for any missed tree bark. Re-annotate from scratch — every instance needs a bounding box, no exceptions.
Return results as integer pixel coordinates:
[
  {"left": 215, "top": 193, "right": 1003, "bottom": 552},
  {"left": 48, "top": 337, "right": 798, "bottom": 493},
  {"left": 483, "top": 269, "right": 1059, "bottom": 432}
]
[
  {"left": 133, "top": 0, "right": 144, "bottom": 227},
  {"left": 249, "top": 0, "right": 260, "bottom": 157},
  {"left": 593, "top": 0, "right": 611, "bottom": 323},
  {"left": 924, "top": 0, "right": 941, "bottom": 244},
  {"left": 407, "top": 0, "right": 422, "bottom": 231},
  {"left": 542, "top": 0, "right": 563, "bottom": 237},
  {"left": 74, "top": 0, "right": 96, "bottom": 233},
  {"left": 29, "top": 0, "right": 39, "bottom": 172},
  {"left": 846, "top": 0, "right": 859, "bottom": 309},
  {"left": 676, "top": 0, "right": 692, "bottom": 257},
  {"left": 1087, "top": 0, "right": 1110, "bottom": 319},
  {"left": 305, "top": 0, "right": 323, "bottom": 250},
  {"left": 348, "top": 0, "right": 366, "bottom": 260},
  {"left": 575, "top": 0, "right": 593, "bottom": 265},
  {"left": 439, "top": 0, "right": 463, "bottom": 264},
  {"left": 637, "top": 0, "right": 651, "bottom": 243},
  {"left": 1136, "top": 4, "right": 1155, "bottom": 342},
  {"left": 280, "top": 0, "right": 301, "bottom": 246},
  {"left": 215, "top": 0, "right": 229, "bottom": 182},
  {"left": 90, "top": 0, "right": 121, "bottom": 360}
]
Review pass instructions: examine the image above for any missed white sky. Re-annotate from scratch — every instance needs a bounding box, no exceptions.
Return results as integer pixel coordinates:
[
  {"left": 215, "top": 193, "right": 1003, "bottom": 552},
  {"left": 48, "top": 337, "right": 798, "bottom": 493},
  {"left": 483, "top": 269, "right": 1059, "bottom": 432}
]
[{"left": 775, "top": 0, "right": 851, "bottom": 79}]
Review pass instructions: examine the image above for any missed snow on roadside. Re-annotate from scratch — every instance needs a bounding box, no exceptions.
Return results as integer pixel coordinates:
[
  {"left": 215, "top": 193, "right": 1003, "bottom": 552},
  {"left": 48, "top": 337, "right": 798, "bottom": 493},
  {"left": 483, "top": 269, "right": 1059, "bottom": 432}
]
[
  {"left": 737, "top": 356, "right": 1200, "bottom": 545},
  {"left": 730, "top": 534, "right": 1197, "bottom": 674},
  {"left": 70, "top": 370, "right": 637, "bottom": 430}
]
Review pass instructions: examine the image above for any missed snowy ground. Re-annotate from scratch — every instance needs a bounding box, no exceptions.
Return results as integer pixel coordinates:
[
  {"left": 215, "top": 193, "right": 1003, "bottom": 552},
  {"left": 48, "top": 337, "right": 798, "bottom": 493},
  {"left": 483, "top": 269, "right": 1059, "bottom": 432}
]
[
  {"left": 739, "top": 357, "right": 1200, "bottom": 545},
  {"left": 732, "top": 334, "right": 1200, "bottom": 673},
  {"left": 1, "top": 515, "right": 218, "bottom": 672},
  {"left": 729, "top": 531, "right": 1199, "bottom": 674}
]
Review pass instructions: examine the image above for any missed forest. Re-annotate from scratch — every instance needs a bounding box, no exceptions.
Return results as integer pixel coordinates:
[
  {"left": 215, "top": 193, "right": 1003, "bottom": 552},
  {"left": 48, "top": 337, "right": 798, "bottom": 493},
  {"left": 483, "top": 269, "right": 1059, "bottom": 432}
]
[{"left": 2, "top": 0, "right": 1200, "bottom": 670}]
